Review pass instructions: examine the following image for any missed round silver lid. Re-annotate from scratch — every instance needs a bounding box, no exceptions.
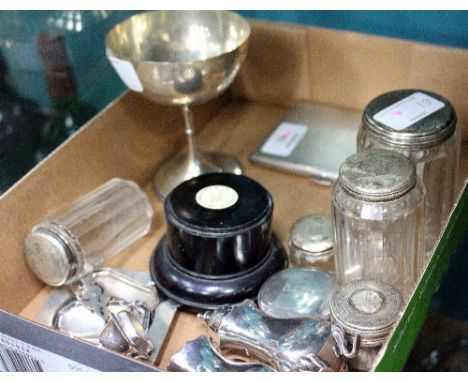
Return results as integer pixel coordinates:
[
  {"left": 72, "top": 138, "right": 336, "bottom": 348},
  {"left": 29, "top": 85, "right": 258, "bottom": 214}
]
[
  {"left": 338, "top": 149, "right": 416, "bottom": 202},
  {"left": 25, "top": 228, "right": 77, "bottom": 286},
  {"left": 258, "top": 268, "right": 337, "bottom": 320},
  {"left": 330, "top": 279, "right": 402, "bottom": 338},
  {"left": 289, "top": 214, "right": 334, "bottom": 254},
  {"left": 363, "top": 89, "right": 456, "bottom": 148}
]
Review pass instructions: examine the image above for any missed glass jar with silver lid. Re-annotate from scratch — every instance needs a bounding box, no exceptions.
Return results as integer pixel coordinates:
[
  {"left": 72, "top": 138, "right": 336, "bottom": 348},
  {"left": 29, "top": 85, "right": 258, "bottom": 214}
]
[
  {"left": 25, "top": 178, "right": 154, "bottom": 286},
  {"left": 357, "top": 89, "right": 460, "bottom": 254},
  {"left": 331, "top": 149, "right": 425, "bottom": 298},
  {"left": 330, "top": 279, "right": 403, "bottom": 371},
  {"left": 288, "top": 214, "right": 334, "bottom": 273}
]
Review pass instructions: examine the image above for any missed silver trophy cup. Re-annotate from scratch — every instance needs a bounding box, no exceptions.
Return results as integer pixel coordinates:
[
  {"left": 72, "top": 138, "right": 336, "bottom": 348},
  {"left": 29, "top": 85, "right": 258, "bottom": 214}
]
[{"left": 106, "top": 11, "right": 250, "bottom": 199}]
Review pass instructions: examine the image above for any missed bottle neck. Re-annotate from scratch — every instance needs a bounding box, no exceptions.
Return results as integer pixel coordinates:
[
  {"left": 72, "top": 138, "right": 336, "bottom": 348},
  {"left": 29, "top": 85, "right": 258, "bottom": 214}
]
[
  {"left": 36, "top": 31, "right": 80, "bottom": 112},
  {"left": 43, "top": 65, "right": 78, "bottom": 111}
]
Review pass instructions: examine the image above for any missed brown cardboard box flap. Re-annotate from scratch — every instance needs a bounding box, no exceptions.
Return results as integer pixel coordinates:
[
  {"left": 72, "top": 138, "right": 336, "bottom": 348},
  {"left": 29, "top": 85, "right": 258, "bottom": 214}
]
[{"left": 234, "top": 20, "right": 468, "bottom": 141}]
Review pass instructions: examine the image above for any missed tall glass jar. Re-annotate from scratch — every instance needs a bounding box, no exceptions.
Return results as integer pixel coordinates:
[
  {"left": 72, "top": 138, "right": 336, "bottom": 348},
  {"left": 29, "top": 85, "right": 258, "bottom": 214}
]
[
  {"left": 357, "top": 90, "right": 460, "bottom": 254},
  {"left": 25, "top": 178, "right": 154, "bottom": 286},
  {"left": 332, "top": 149, "right": 425, "bottom": 298}
]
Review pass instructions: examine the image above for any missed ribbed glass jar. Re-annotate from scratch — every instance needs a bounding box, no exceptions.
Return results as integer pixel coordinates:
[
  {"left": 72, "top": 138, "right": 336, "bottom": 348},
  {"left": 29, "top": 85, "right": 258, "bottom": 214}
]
[
  {"left": 357, "top": 89, "right": 460, "bottom": 254},
  {"left": 332, "top": 149, "right": 425, "bottom": 298},
  {"left": 25, "top": 178, "right": 153, "bottom": 286}
]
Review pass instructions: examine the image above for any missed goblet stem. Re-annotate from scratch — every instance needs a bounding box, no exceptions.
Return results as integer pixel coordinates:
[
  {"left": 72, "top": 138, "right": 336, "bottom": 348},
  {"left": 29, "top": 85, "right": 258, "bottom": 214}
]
[
  {"left": 152, "top": 105, "right": 243, "bottom": 200},
  {"left": 181, "top": 105, "right": 223, "bottom": 174},
  {"left": 181, "top": 104, "right": 200, "bottom": 166}
]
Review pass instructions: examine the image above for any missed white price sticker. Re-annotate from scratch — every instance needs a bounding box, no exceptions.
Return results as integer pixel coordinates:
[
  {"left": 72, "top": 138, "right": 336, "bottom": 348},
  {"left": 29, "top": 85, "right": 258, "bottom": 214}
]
[
  {"left": 260, "top": 122, "right": 307, "bottom": 157},
  {"left": 108, "top": 56, "right": 143, "bottom": 92},
  {"left": 0, "top": 332, "right": 98, "bottom": 372},
  {"left": 373, "top": 92, "right": 445, "bottom": 131}
]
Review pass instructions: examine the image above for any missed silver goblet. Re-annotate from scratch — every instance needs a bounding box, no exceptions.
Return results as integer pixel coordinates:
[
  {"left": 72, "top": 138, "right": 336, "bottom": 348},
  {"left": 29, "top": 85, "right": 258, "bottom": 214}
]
[{"left": 106, "top": 11, "right": 250, "bottom": 199}]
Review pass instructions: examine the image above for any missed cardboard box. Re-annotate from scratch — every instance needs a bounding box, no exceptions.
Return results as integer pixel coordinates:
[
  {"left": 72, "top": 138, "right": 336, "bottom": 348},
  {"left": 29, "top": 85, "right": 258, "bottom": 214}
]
[{"left": 1, "top": 20, "right": 467, "bottom": 372}]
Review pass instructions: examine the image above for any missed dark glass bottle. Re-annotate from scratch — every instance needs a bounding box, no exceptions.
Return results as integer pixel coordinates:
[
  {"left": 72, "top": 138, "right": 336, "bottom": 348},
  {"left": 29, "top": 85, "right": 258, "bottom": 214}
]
[{"left": 35, "top": 31, "right": 97, "bottom": 153}]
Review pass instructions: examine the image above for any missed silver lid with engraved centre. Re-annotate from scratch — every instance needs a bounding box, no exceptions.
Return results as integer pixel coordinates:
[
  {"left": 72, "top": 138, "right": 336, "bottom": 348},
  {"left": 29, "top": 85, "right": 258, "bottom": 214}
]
[
  {"left": 330, "top": 279, "right": 402, "bottom": 339},
  {"left": 338, "top": 149, "right": 416, "bottom": 202},
  {"left": 289, "top": 214, "right": 334, "bottom": 254},
  {"left": 362, "top": 89, "right": 456, "bottom": 148}
]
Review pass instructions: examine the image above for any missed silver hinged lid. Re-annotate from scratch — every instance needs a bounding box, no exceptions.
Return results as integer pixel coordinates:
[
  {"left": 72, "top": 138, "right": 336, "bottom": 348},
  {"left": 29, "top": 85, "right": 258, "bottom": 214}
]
[
  {"left": 362, "top": 89, "right": 456, "bottom": 148},
  {"left": 338, "top": 149, "right": 416, "bottom": 202},
  {"left": 330, "top": 279, "right": 402, "bottom": 342},
  {"left": 289, "top": 214, "right": 334, "bottom": 254},
  {"left": 25, "top": 226, "right": 79, "bottom": 286}
]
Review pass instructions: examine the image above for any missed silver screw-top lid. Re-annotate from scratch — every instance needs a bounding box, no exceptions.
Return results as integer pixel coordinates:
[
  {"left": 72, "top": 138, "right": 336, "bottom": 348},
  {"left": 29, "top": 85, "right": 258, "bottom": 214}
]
[
  {"left": 338, "top": 149, "right": 416, "bottom": 202},
  {"left": 289, "top": 215, "right": 334, "bottom": 254},
  {"left": 25, "top": 226, "right": 78, "bottom": 286},
  {"left": 330, "top": 279, "right": 402, "bottom": 341},
  {"left": 362, "top": 89, "right": 456, "bottom": 148}
]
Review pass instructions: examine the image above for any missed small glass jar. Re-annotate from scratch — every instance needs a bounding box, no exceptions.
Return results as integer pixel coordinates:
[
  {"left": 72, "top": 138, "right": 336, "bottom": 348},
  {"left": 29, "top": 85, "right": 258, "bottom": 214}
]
[
  {"left": 357, "top": 90, "right": 460, "bottom": 254},
  {"left": 330, "top": 279, "right": 403, "bottom": 371},
  {"left": 332, "top": 149, "right": 425, "bottom": 297},
  {"left": 288, "top": 214, "right": 334, "bottom": 273},
  {"left": 25, "top": 178, "right": 154, "bottom": 286}
]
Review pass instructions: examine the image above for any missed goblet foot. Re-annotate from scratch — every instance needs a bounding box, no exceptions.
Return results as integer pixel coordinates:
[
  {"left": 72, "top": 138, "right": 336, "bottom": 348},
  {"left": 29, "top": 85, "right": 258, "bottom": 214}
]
[{"left": 153, "top": 151, "right": 242, "bottom": 200}]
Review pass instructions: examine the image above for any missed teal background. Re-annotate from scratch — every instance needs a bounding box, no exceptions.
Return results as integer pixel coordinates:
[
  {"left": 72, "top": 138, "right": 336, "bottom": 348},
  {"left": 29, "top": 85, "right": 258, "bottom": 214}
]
[
  {"left": 1, "top": 11, "right": 467, "bottom": 113},
  {"left": 238, "top": 11, "right": 468, "bottom": 50},
  {"left": 0, "top": 11, "right": 137, "bottom": 111}
]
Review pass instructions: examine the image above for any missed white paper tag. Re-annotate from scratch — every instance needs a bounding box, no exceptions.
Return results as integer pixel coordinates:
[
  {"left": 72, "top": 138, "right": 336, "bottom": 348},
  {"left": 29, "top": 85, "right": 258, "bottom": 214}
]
[
  {"left": 196, "top": 185, "right": 238, "bottom": 210},
  {"left": 373, "top": 92, "right": 445, "bottom": 131},
  {"left": 0, "top": 332, "right": 98, "bottom": 372},
  {"left": 108, "top": 56, "right": 143, "bottom": 92},
  {"left": 260, "top": 122, "right": 307, "bottom": 157}
]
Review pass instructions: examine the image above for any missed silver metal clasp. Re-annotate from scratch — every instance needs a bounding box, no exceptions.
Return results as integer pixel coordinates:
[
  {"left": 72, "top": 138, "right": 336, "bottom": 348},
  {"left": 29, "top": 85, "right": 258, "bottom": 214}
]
[{"left": 331, "top": 324, "right": 359, "bottom": 359}]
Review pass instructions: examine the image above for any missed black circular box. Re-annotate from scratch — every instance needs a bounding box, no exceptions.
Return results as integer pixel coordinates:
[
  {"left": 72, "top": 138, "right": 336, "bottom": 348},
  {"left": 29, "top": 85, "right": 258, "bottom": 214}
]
[{"left": 150, "top": 173, "right": 288, "bottom": 309}]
